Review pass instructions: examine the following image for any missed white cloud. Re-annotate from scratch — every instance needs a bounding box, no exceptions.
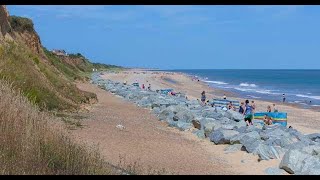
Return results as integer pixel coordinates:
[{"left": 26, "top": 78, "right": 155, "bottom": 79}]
[
  {"left": 248, "top": 5, "right": 304, "bottom": 19},
  {"left": 9, "top": 5, "right": 304, "bottom": 31}
]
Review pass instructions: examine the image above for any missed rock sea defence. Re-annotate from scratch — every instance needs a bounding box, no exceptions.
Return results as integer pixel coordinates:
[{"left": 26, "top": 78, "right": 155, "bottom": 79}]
[{"left": 92, "top": 72, "right": 320, "bottom": 175}]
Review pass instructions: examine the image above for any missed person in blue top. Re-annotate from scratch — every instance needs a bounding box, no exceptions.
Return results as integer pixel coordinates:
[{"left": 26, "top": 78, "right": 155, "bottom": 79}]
[
  {"left": 200, "top": 91, "right": 206, "bottom": 106},
  {"left": 243, "top": 99, "right": 253, "bottom": 126}
]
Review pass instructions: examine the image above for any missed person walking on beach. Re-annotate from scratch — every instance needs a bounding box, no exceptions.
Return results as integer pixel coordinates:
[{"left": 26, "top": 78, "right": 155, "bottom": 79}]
[
  {"left": 223, "top": 94, "right": 227, "bottom": 100},
  {"left": 282, "top": 94, "right": 286, "bottom": 103},
  {"left": 267, "top": 105, "right": 272, "bottom": 113},
  {"left": 227, "top": 102, "right": 233, "bottom": 110},
  {"left": 251, "top": 100, "right": 256, "bottom": 113},
  {"left": 273, "top": 103, "right": 278, "bottom": 112},
  {"left": 243, "top": 100, "right": 253, "bottom": 126},
  {"left": 239, "top": 102, "right": 245, "bottom": 114},
  {"left": 148, "top": 84, "right": 151, "bottom": 91},
  {"left": 142, "top": 84, "right": 145, "bottom": 90},
  {"left": 201, "top": 91, "right": 206, "bottom": 106}
]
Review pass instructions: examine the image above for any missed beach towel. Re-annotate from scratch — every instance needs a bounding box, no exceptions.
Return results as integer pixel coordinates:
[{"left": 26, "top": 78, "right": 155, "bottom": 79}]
[
  {"left": 132, "top": 82, "right": 139, "bottom": 87},
  {"left": 253, "top": 112, "right": 287, "bottom": 127},
  {"left": 212, "top": 98, "right": 240, "bottom": 110},
  {"left": 159, "top": 89, "right": 174, "bottom": 94}
]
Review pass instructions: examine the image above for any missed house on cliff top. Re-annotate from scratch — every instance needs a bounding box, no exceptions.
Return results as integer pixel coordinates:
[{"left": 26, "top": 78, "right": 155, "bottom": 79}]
[{"left": 51, "top": 49, "right": 68, "bottom": 56}]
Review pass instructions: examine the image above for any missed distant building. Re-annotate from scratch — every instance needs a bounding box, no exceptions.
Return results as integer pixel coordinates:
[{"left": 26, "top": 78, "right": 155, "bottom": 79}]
[{"left": 51, "top": 49, "right": 68, "bottom": 56}]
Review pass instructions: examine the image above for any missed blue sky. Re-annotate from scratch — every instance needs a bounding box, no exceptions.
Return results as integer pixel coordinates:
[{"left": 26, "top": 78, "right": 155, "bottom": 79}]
[{"left": 6, "top": 5, "right": 320, "bottom": 69}]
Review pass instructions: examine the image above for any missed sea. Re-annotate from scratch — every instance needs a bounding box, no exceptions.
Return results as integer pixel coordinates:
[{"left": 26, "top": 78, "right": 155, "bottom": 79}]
[{"left": 164, "top": 69, "right": 320, "bottom": 109}]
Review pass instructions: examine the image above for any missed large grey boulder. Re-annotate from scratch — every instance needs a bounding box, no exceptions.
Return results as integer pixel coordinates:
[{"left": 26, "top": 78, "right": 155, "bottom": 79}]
[
  {"left": 302, "top": 145, "right": 320, "bottom": 155},
  {"left": 279, "top": 149, "right": 310, "bottom": 174},
  {"left": 152, "top": 107, "right": 161, "bottom": 114},
  {"left": 193, "top": 129, "right": 206, "bottom": 139},
  {"left": 221, "top": 124, "right": 236, "bottom": 130},
  {"left": 176, "top": 121, "right": 193, "bottom": 131},
  {"left": 167, "top": 119, "right": 178, "bottom": 127},
  {"left": 110, "top": 89, "right": 117, "bottom": 93},
  {"left": 255, "top": 144, "right": 282, "bottom": 160},
  {"left": 304, "top": 164, "right": 320, "bottom": 175},
  {"left": 235, "top": 126, "right": 247, "bottom": 134},
  {"left": 125, "top": 93, "right": 135, "bottom": 100},
  {"left": 225, "top": 110, "right": 244, "bottom": 122},
  {"left": 234, "top": 120, "right": 247, "bottom": 129},
  {"left": 264, "top": 137, "right": 294, "bottom": 149},
  {"left": 172, "top": 109, "right": 195, "bottom": 123},
  {"left": 260, "top": 128, "right": 286, "bottom": 141},
  {"left": 201, "top": 110, "right": 223, "bottom": 119},
  {"left": 209, "top": 128, "right": 239, "bottom": 144},
  {"left": 307, "top": 133, "right": 320, "bottom": 142},
  {"left": 240, "top": 135, "right": 264, "bottom": 153},
  {"left": 265, "top": 167, "right": 287, "bottom": 175},
  {"left": 215, "top": 108, "right": 226, "bottom": 115},
  {"left": 245, "top": 125, "right": 262, "bottom": 133},
  {"left": 137, "top": 97, "right": 152, "bottom": 107},
  {"left": 116, "top": 89, "right": 129, "bottom": 97},
  {"left": 203, "top": 121, "right": 222, "bottom": 137},
  {"left": 199, "top": 117, "right": 216, "bottom": 127},
  {"left": 158, "top": 107, "right": 175, "bottom": 121},
  {"left": 298, "top": 156, "right": 320, "bottom": 175},
  {"left": 288, "top": 141, "right": 312, "bottom": 151},
  {"left": 230, "top": 131, "right": 260, "bottom": 145},
  {"left": 218, "top": 117, "right": 231, "bottom": 124},
  {"left": 224, "top": 144, "right": 243, "bottom": 154}
]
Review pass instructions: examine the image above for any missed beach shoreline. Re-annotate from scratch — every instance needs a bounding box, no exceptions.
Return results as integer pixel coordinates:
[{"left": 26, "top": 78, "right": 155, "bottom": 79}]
[
  {"left": 100, "top": 69, "right": 320, "bottom": 134},
  {"left": 150, "top": 69, "right": 320, "bottom": 112}
]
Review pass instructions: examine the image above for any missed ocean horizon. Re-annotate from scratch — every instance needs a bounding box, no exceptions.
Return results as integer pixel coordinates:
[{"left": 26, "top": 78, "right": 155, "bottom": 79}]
[{"left": 158, "top": 69, "right": 320, "bottom": 110}]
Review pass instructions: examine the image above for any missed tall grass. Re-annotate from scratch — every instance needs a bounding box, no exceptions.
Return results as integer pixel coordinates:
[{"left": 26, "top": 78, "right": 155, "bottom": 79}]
[
  {"left": 0, "top": 42, "right": 96, "bottom": 111},
  {"left": 0, "top": 79, "right": 115, "bottom": 174}
]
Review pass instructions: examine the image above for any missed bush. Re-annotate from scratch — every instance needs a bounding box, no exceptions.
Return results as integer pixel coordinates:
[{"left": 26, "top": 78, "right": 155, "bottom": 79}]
[
  {"left": 33, "top": 57, "right": 39, "bottom": 64},
  {"left": 9, "top": 16, "right": 35, "bottom": 33}
]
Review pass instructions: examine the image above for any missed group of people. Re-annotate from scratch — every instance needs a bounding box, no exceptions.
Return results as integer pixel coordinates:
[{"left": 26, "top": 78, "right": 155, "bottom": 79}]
[
  {"left": 141, "top": 83, "right": 151, "bottom": 91},
  {"left": 239, "top": 100, "right": 256, "bottom": 114},
  {"left": 267, "top": 103, "right": 279, "bottom": 113},
  {"left": 199, "top": 90, "right": 284, "bottom": 126},
  {"left": 239, "top": 100, "right": 280, "bottom": 126},
  {"left": 240, "top": 100, "right": 255, "bottom": 126}
]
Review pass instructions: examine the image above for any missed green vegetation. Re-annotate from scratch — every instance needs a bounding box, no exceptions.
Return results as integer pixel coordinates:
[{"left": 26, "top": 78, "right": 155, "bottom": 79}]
[
  {"left": 1, "top": 14, "right": 122, "bottom": 112},
  {"left": 92, "top": 62, "right": 123, "bottom": 71},
  {"left": 9, "top": 16, "right": 35, "bottom": 33},
  {"left": 43, "top": 47, "right": 83, "bottom": 81},
  {"left": 0, "top": 79, "right": 118, "bottom": 175},
  {"left": 0, "top": 79, "right": 170, "bottom": 175},
  {"left": 0, "top": 12, "right": 173, "bottom": 176},
  {"left": 0, "top": 41, "right": 96, "bottom": 111}
]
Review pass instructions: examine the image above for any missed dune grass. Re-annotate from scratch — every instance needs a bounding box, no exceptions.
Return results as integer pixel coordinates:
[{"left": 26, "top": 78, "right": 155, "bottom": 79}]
[
  {"left": 0, "top": 79, "right": 118, "bottom": 175},
  {"left": 0, "top": 41, "right": 96, "bottom": 111},
  {"left": 0, "top": 79, "right": 172, "bottom": 175}
]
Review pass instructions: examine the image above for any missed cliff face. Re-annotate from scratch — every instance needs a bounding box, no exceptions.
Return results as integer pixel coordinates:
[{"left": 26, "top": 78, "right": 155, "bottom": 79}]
[
  {"left": 17, "top": 30, "right": 42, "bottom": 54},
  {"left": 0, "top": 5, "right": 42, "bottom": 54},
  {"left": 0, "top": 5, "right": 11, "bottom": 39}
]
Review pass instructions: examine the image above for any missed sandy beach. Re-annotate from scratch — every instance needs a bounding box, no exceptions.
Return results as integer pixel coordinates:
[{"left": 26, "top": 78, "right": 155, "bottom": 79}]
[
  {"left": 101, "top": 69, "right": 320, "bottom": 134},
  {"left": 72, "top": 82, "right": 281, "bottom": 175},
  {"left": 66, "top": 69, "right": 320, "bottom": 175}
]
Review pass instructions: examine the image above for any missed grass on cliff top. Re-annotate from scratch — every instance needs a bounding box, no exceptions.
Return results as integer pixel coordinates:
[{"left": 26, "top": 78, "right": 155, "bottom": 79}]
[
  {"left": 0, "top": 41, "right": 96, "bottom": 111},
  {"left": 9, "top": 16, "right": 35, "bottom": 33}
]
